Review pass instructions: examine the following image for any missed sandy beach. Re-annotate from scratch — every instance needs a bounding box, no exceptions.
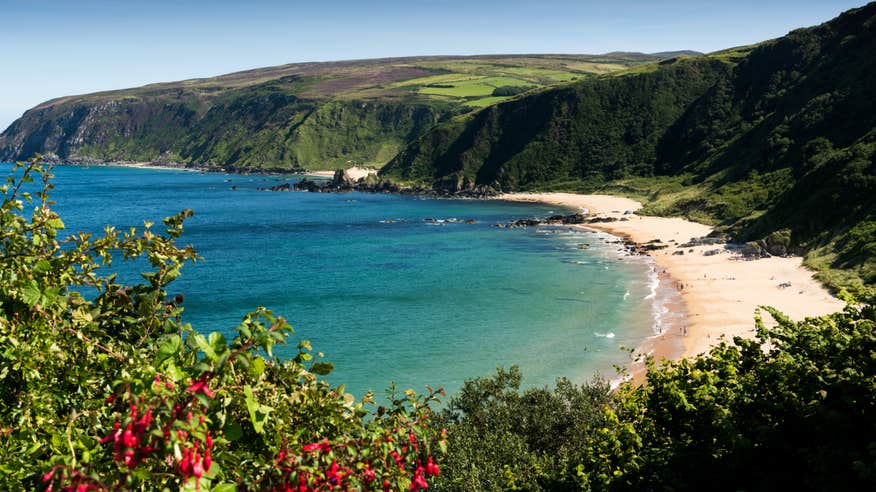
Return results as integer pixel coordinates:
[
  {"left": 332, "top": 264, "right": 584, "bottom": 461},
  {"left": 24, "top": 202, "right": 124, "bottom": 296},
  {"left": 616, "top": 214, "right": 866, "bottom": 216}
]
[
  {"left": 97, "top": 161, "right": 197, "bottom": 172},
  {"left": 499, "top": 192, "right": 845, "bottom": 367},
  {"left": 308, "top": 166, "right": 377, "bottom": 180}
]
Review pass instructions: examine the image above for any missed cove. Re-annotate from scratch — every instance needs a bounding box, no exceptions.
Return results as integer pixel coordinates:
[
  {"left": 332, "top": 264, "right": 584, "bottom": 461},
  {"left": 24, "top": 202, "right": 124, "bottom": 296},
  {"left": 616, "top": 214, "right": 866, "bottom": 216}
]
[{"left": 21, "top": 164, "right": 658, "bottom": 398}]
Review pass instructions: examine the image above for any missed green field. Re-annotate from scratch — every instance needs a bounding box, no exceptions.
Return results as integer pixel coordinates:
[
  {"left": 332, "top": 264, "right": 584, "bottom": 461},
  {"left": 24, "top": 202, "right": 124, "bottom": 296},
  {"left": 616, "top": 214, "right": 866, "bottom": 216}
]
[
  {"left": 417, "top": 76, "right": 531, "bottom": 97},
  {"left": 464, "top": 96, "right": 512, "bottom": 107}
]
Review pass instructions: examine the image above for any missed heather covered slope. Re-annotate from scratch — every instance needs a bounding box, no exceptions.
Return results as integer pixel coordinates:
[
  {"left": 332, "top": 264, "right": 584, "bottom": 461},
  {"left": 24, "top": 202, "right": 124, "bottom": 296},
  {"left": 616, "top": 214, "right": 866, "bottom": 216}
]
[
  {"left": 382, "top": 3, "right": 876, "bottom": 291},
  {"left": 0, "top": 54, "right": 667, "bottom": 170}
]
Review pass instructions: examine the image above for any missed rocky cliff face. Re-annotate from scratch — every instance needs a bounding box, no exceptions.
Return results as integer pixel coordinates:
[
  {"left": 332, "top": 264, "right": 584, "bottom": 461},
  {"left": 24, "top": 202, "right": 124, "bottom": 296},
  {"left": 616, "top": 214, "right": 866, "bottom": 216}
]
[{"left": 1, "top": 95, "right": 197, "bottom": 163}]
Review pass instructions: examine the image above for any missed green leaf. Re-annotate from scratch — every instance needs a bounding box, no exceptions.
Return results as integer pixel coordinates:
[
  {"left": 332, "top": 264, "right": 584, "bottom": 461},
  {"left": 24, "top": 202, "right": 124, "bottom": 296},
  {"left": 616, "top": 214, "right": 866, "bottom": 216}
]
[
  {"left": 21, "top": 281, "right": 41, "bottom": 306},
  {"left": 310, "top": 361, "right": 334, "bottom": 375},
  {"left": 223, "top": 421, "right": 243, "bottom": 442},
  {"left": 156, "top": 335, "right": 182, "bottom": 366},
  {"left": 244, "top": 385, "right": 272, "bottom": 434},
  {"left": 47, "top": 217, "right": 65, "bottom": 230},
  {"left": 180, "top": 477, "right": 207, "bottom": 492},
  {"left": 164, "top": 265, "right": 181, "bottom": 283},
  {"left": 212, "top": 484, "right": 237, "bottom": 492},
  {"left": 208, "top": 332, "right": 227, "bottom": 359},
  {"left": 34, "top": 259, "right": 52, "bottom": 273},
  {"left": 248, "top": 357, "right": 266, "bottom": 378}
]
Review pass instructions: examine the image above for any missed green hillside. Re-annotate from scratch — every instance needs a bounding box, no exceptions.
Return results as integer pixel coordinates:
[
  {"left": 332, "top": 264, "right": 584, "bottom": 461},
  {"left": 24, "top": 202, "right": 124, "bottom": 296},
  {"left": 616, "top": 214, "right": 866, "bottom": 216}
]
[
  {"left": 0, "top": 54, "right": 666, "bottom": 170},
  {"left": 382, "top": 3, "right": 876, "bottom": 292}
]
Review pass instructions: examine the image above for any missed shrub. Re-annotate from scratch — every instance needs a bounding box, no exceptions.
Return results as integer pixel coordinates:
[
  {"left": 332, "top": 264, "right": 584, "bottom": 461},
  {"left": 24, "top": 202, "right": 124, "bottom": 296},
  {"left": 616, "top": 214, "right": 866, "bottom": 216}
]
[
  {"left": 490, "top": 86, "right": 533, "bottom": 97},
  {"left": 0, "top": 157, "right": 446, "bottom": 491}
]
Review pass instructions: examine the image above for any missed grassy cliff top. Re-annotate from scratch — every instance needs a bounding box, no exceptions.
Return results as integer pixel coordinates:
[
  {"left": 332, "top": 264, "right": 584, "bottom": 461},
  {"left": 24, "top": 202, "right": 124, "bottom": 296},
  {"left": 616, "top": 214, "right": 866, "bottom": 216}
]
[{"left": 34, "top": 53, "right": 689, "bottom": 111}]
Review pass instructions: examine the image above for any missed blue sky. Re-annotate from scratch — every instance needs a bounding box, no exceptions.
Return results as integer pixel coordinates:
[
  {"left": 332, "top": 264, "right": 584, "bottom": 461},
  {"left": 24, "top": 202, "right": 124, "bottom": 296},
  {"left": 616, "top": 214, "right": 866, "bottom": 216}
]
[{"left": 0, "top": 0, "right": 865, "bottom": 130}]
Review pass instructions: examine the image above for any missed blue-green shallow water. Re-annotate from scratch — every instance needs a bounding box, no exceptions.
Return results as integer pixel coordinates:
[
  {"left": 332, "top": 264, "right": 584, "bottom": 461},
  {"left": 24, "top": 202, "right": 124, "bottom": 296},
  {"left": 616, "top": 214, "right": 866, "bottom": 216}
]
[{"left": 3, "top": 164, "right": 658, "bottom": 398}]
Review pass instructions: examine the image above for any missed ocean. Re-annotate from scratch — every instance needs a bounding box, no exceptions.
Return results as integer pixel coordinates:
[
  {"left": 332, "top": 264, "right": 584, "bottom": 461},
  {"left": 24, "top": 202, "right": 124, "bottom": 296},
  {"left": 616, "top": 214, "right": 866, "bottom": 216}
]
[{"left": 5, "top": 164, "right": 660, "bottom": 398}]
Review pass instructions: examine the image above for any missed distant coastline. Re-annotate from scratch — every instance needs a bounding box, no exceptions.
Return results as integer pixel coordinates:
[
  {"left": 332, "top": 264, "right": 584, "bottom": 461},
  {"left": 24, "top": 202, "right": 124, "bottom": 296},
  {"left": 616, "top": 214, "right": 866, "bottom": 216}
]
[
  {"left": 34, "top": 158, "right": 318, "bottom": 176},
  {"left": 497, "top": 192, "right": 845, "bottom": 374}
]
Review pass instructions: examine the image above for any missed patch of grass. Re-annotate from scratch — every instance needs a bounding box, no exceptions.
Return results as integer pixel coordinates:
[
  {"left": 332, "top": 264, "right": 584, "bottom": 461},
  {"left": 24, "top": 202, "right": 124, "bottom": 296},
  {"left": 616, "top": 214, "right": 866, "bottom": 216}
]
[
  {"left": 488, "top": 66, "right": 582, "bottom": 82},
  {"left": 803, "top": 247, "right": 870, "bottom": 295},
  {"left": 606, "top": 62, "right": 662, "bottom": 77},
  {"left": 419, "top": 76, "right": 532, "bottom": 98},
  {"left": 563, "top": 61, "right": 632, "bottom": 74},
  {"left": 706, "top": 43, "right": 760, "bottom": 64},
  {"left": 464, "top": 96, "right": 511, "bottom": 107},
  {"left": 387, "top": 73, "right": 486, "bottom": 88}
]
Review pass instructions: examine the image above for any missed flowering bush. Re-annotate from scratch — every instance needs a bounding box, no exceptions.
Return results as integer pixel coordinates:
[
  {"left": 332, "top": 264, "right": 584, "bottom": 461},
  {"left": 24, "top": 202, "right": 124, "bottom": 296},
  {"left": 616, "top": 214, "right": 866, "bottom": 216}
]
[{"left": 0, "top": 157, "right": 446, "bottom": 491}]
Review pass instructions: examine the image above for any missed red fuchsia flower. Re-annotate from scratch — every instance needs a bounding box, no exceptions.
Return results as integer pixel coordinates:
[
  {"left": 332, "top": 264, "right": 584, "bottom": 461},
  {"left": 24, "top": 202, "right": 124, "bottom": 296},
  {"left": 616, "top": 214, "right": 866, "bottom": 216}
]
[
  {"left": 326, "top": 460, "right": 342, "bottom": 485},
  {"left": 383, "top": 479, "right": 392, "bottom": 491},
  {"left": 122, "top": 425, "right": 137, "bottom": 448},
  {"left": 100, "top": 421, "right": 121, "bottom": 444},
  {"left": 302, "top": 438, "right": 331, "bottom": 453},
  {"left": 276, "top": 449, "right": 288, "bottom": 464},
  {"left": 363, "top": 465, "right": 375, "bottom": 483},
  {"left": 192, "top": 450, "right": 205, "bottom": 479},
  {"left": 302, "top": 442, "right": 320, "bottom": 452},
  {"left": 426, "top": 457, "right": 440, "bottom": 477},
  {"left": 186, "top": 375, "right": 216, "bottom": 399},
  {"left": 177, "top": 443, "right": 209, "bottom": 483},
  {"left": 409, "top": 467, "right": 429, "bottom": 491}
]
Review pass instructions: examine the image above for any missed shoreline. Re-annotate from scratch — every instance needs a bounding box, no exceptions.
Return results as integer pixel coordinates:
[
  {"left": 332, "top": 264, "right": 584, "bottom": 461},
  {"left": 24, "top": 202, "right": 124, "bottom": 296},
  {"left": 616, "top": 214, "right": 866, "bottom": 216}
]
[
  {"left": 33, "top": 159, "right": 321, "bottom": 176},
  {"left": 17, "top": 160, "right": 845, "bottom": 375},
  {"left": 497, "top": 192, "right": 845, "bottom": 371}
]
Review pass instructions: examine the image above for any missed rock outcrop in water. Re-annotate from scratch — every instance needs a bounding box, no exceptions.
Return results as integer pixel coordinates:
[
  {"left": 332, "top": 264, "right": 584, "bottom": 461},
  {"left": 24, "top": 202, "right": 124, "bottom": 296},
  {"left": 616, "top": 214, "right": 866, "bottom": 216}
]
[{"left": 256, "top": 174, "right": 499, "bottom": 198}]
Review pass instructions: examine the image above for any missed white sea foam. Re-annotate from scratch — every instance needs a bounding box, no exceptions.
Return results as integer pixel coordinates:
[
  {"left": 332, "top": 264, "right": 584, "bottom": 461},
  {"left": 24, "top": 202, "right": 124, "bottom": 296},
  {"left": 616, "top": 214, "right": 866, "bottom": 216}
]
[
  {"left": 643, "top": 266, "right": 659, "bottom": 300},
  {"left": 594, "top": 332, "right": 616, "bottom": 338}
]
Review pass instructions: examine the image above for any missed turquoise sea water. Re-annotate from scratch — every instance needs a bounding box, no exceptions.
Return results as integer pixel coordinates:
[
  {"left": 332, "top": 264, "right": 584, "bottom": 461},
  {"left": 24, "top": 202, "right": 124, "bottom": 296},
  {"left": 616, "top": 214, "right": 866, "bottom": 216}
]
[{"left": 4, "top": 164, "right": 659, "bottom": 398}]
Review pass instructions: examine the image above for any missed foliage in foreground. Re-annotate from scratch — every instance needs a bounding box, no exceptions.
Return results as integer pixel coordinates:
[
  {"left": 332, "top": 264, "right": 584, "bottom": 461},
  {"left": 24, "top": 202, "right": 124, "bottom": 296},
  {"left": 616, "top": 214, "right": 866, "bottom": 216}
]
[
  {"left": 434, "top": 303, "right": 875, "bottom": 491},
  {"left": 0, "top": 157, "right": 446, "bottom": 491}
]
